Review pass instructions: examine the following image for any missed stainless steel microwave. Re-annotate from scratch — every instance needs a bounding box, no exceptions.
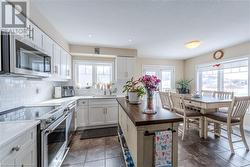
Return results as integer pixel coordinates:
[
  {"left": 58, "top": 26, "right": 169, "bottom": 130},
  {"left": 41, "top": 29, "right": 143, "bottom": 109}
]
[{"left": 0, "top": 31, "right": 51, "bottom": 78}]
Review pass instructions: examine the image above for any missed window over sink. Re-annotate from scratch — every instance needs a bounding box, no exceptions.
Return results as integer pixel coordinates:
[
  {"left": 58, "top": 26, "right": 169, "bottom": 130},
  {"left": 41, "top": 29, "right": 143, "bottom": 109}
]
[{"left": 73, "top": 60, "right": 114, "bottom": 88}]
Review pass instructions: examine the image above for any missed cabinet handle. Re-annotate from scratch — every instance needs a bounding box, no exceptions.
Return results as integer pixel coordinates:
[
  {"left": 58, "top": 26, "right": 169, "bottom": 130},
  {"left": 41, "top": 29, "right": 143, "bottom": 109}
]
[
  {"left": 31, "top": 27, "right": 34, "bottom": 40},
  {"left": 12, "top": 145, "right": 21, "bottom": 152}
]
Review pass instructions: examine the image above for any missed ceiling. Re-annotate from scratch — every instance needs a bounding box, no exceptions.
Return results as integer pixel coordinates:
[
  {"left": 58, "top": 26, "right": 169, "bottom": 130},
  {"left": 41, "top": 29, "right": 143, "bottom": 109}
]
[{"left": 32, "top": 0, "right": 250, "bottom": 59}]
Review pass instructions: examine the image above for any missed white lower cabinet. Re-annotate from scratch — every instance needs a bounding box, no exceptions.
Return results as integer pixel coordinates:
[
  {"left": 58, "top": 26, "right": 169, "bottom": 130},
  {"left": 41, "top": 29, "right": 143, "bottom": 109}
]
[
  {"left": 0, "top": 127, "right": 37, "bottom": 167},
  {"left": 106, "top": 106, "right": 119, "bottom": 124},
  {"left": 76, "top": 98, "right": 118, "bottom": 128},
  {"left": 89, "top": 107, "right": 106, "bottom": 125}
]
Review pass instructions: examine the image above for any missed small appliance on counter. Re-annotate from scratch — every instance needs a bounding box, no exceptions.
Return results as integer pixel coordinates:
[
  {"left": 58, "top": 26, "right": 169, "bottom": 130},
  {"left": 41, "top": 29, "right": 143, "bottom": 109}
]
[{"left": 54, "top": 86, "right": 75, "bottom": 98}]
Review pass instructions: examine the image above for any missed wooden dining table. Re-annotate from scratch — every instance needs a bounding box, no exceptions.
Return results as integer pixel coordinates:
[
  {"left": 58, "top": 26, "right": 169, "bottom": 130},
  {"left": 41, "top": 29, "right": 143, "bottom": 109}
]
[{"left": 184, "top": 96, "right": 232, "bottom": 138}]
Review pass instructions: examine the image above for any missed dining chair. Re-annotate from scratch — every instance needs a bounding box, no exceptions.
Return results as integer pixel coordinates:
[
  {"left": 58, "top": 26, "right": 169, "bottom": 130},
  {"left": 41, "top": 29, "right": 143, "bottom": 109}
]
[
  {"left": 213, "top": 91, "right": 234, "bottom": 113},
  {"left": 170, "top": 92, "right": 202, "bottom": 140},
  {"left": 204, "top": 96, "right": 250, "bottom": 154},
  {"left": 159, "top": 91, "right": 173, "bottom": 111},
  {"left": 213, "top": 91, "right": 234, "bottom": 99},
  {"left": 201, "top": 90, "right": 214, "bottom": 97}
]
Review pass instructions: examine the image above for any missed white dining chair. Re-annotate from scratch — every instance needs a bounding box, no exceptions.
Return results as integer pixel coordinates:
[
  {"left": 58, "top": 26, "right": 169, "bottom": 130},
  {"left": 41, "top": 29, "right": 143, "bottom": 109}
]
[
  {"left": 213, "top": 91, "right": 234, "bottom": 99},
  {"left": 170, "top": 92, "right": 203, "bottom": 140},
  {"left": 204, "top": 96, "right": 250, "bottom": 154},
  {"left": 159, "top": 91, "right": 173, "bottom": 111},
  {"left": 201, "top": 90, "right": 214, "bottom": 97}
]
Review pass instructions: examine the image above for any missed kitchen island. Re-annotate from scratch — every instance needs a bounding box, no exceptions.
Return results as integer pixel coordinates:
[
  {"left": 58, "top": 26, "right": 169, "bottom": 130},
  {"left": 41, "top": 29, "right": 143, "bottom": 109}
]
[{"left": 116, "top": 97, "right": 182, "bottom": 167}]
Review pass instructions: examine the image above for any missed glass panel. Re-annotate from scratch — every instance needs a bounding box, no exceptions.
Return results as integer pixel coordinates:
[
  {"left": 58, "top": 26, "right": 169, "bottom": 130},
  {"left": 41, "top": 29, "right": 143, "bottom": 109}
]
[
  {"left": 96, "top": 65, "right": 112, "bottom": 84},
  {"left": 223, "top": 67, "right": 248, "bottom": 96},
  {"left": 77, "top": 65, "right": 93, "bottom": 87},
  {"left": 201, "top": 70, "right": 218, "bottom": 91},
  {"left": 162, "top": 71, "right": 171, "bottom": 91},
  {"left": 47, "top": 119, "right": 66, "bottom": 166},
  {"left": 16, "top": 40, "right": 51, "bottom": 73}
]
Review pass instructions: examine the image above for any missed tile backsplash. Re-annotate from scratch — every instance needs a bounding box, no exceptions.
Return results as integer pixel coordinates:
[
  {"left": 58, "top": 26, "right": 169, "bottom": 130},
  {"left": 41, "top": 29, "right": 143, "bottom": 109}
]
[{"left": 0, "top": 77, "right": 58, "bottom": 112}]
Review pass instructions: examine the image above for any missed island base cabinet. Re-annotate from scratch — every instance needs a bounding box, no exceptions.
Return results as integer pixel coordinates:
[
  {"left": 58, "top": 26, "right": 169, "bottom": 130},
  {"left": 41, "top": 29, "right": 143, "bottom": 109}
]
[{"left": 118, "top": 105, "right": 179, "bottom": 167}]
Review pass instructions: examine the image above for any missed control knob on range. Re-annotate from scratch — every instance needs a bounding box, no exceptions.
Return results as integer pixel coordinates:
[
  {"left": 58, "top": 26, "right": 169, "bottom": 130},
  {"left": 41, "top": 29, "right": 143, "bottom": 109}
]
[{"left": 45, "top": 117, "right": 56, "bottom": 124}]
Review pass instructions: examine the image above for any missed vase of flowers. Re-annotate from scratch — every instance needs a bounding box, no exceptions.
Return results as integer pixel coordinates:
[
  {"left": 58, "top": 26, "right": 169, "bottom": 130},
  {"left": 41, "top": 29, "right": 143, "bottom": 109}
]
[{"left": 139, "top": 75, "right": 161, "bottom": 114}]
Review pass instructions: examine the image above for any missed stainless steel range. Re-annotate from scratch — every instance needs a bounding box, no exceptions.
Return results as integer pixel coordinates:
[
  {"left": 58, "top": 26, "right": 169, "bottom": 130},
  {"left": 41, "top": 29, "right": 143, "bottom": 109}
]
[{"left": 0, "top": 105, "right": 69, "bottom": 167}]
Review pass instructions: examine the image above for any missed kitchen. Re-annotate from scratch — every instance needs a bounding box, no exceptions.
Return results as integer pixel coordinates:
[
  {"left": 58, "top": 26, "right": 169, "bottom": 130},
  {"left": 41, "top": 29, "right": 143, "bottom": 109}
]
[{"left": 0, "top": 0, "right": 250, "bottom": 167}]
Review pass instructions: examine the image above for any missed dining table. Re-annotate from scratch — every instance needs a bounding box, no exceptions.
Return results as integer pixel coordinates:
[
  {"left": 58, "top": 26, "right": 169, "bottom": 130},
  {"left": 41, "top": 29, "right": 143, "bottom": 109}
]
[{"left": 183, "top": 96, "right": 232, "bottom": 138}]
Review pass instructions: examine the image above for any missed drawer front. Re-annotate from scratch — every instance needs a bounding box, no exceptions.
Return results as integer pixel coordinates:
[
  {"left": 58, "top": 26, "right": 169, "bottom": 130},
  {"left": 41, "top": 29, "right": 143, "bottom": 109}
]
[
  {"left": 0, "top": 127, "right": 36, "bottom": 159},
  {"left": 89, "top": 99, "right": 117, "bottom": 106},
  {"left": 184, "top": 100, "right": 201, "bottom": 108},
  {"left": 78, "top": 99, "right": 89, "bottom": 106}
]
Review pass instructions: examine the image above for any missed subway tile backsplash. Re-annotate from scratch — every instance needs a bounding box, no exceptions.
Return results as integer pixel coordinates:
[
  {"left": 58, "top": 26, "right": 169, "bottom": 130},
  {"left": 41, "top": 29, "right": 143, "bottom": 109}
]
[{"left": 0, "top": 77, "right": 57, "bottom": 112}]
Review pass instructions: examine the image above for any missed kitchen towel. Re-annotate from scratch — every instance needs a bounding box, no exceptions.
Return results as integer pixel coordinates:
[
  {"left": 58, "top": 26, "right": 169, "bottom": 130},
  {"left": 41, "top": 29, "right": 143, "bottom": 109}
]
[{"left": 154, "top": 130, "right": 172, "bottom": 167}]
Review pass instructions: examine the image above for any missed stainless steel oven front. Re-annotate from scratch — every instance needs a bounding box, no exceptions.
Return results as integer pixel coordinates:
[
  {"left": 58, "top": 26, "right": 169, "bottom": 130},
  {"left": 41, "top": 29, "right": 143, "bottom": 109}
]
[
  {"left": 1, "top": 31, "right": 51, "bottom": 77},
  {"left": 42, "top": 114, "right": 69, "bottom": 167}
]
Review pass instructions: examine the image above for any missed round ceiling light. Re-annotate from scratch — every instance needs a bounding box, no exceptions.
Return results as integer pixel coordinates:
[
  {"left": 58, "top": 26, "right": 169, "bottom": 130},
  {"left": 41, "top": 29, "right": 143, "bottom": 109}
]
[{"left": 185, "top": 40, "right": 201, "bottom": 49}]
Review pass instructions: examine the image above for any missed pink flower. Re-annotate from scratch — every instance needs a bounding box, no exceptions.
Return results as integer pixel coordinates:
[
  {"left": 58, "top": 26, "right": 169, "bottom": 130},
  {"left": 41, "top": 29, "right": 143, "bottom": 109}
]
[{"left": 139, "top": 75, "right": 161, "bottom": 91}]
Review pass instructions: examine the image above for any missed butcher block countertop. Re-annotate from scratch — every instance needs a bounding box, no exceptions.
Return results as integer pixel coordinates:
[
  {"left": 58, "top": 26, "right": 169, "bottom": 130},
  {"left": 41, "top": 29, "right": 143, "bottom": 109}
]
[{"left": 116, "top": 97, "right": 182, "bottom": 126}]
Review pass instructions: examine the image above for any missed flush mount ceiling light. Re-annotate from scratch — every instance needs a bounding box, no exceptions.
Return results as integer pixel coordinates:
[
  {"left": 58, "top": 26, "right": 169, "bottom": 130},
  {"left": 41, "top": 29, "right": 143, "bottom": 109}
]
[
  {"left": 88, "top": 34, "right": 92, "bottom": 38},
  {"left": 185, "top": 40, "right": 201, "bottom": 49}
]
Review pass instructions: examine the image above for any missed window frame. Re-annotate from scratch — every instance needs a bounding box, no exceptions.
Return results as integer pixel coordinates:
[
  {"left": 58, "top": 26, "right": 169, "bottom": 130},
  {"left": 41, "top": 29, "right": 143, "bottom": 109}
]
[
  {"left": 73, "top": 60, "right": 115, "bottom": 88},
  {"left": 196, "top": 56, "right": 249, "bottom": 96},
  {"left": 142, "top": 65, "right": 175, "bottom": 91}
]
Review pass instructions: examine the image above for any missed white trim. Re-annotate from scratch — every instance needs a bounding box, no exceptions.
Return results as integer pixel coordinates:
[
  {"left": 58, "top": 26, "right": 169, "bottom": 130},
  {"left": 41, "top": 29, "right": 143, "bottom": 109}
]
[{"left": 142, "top": 65, "right": 176, "bottom": 90}]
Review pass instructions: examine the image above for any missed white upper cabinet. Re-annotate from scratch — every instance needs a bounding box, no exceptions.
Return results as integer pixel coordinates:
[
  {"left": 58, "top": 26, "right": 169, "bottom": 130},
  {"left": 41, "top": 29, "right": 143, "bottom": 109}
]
[
  {"left": 66, "top": 53, "right": 72, "bottom": 79},
  {"left": 53, "top": 43, "right": 61, "bottom": 77},
  {"left": 116, "top": 57, "right": 136, "bottom": 80},
  {"left": 42, "top": 35, "right": 53, "bottom": 57},
  {"left": 60, "top": 49, "right": 67, "bottom": 79}
]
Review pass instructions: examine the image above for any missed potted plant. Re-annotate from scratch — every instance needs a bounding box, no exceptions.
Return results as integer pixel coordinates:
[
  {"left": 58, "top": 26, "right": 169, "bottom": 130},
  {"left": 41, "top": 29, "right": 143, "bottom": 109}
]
[
  {"left": 123, "top": 77, "right": 146, "bottom": 104},
  {"left": 176, "top": 79, "right": 192, "bottom": 94}
]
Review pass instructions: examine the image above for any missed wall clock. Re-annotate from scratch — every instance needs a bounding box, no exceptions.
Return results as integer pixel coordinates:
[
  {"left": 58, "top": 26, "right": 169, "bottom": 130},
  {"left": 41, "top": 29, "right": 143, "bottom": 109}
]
[{"left": 213, "top": 50, "right": 224, "bottom": 60}]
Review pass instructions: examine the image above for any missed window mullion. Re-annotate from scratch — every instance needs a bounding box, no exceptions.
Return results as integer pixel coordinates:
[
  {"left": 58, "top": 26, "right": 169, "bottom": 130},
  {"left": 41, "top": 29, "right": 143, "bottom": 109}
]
[
  {"left": 218, "top": 70, "right": 223, "bottom": 91},
  {"left": 93, "top": 65, "right": 96, "bottom": 86}
]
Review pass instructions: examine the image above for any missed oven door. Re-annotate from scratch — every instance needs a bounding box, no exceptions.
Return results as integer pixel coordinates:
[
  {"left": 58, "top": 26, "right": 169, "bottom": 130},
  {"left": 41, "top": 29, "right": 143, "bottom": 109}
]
[
  {"left": 10, "top": 35, "right": 51, "bottom": 77},
  {"left": 42, "top": 115, "right": 68, "bottom": 167}
]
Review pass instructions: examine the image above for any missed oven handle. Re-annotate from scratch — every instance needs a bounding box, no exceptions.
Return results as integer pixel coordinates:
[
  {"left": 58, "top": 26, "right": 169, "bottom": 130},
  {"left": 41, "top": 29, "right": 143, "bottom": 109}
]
[{"left": 44, "top": 113, "right": 69, "bottom": 135}]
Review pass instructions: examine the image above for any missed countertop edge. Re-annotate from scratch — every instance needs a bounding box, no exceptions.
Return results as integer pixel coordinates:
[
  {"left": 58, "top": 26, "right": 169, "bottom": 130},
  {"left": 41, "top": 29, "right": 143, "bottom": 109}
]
[{"left": 116, "top": 97, "right": 183, "bottom": 126}]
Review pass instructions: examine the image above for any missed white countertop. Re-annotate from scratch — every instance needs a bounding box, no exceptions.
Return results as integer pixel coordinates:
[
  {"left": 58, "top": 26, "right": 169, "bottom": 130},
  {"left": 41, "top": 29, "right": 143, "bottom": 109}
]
[
  {"left": 0, "top": 120, "right": 40, "bottom": 148},
  {"left": 37, "top": 95, "right": 120, "bottom": 106}
]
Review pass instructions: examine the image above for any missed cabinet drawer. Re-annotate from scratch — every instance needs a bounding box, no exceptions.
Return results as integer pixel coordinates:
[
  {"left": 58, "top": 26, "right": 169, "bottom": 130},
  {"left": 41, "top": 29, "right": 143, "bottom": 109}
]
[
  {"left": 89, "top": 99, "right": 117, "bottom": 106},
  {"left": 0, "top": 127, "right": 36, "bottom": 159},
  {"left": 78, "top": 99, "right": 89, "bottom": 106},
  {"left": 184, "top": 100, "right": 201, "bottom": 108}
]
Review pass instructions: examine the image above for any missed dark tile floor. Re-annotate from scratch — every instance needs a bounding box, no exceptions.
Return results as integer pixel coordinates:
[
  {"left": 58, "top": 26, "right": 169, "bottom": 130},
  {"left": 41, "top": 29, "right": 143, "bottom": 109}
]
[{"left": 62, "top": 128, "right": 250, "bottom": 167}]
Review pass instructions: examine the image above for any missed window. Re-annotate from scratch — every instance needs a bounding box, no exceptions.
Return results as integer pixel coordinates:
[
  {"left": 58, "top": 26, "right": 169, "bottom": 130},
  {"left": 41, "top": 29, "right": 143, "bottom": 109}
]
[
  {"left": 74, "top": 61, "right": 114, "bottom": 88},
  {"left": 143, "top": 65, "right": 175, "bottom": 91},
  {"left": 197, "top": 58, "right": 249, "bottom": 96}
]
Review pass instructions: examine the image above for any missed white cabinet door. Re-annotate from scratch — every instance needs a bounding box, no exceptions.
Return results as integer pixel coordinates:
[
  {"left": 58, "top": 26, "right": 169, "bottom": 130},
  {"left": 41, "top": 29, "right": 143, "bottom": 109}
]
[
  {"left": 60, "top": 50, "right": 67, "bottom": 79},
  {"left": 127, "top": 58, "right": 136, "bottom": 79},
  {"left": 89, "top": 107, "right": 106, "bottom": 125},
  {"left": 116, "top": 57, "right": 136, "bottom": 80},
  {"left": 53, "top": 43, "right": 61, "bottom": 76},
  {"left": 106, "top": 106, "right": 118, "bottom": 124},
  {"left": 32, "top": 24, "right": 43, "bottom": 50},
  {"left": 43, "top": 35, "right": 53, "bottom": 57},
  {"left": 116, "top": 57, "right": 127, "bottom": 80},
  {"left": 66, "top": 53, "right": 72, "bottom": 79},
  {"left": 15, "top": 144, "right": 36, "bottom": 167},
  {"left": 0, "top": 153, "right": 15, "bottom": 167},
  {"left": 77, "top": 106, "right": 89, "bottom": 127}
]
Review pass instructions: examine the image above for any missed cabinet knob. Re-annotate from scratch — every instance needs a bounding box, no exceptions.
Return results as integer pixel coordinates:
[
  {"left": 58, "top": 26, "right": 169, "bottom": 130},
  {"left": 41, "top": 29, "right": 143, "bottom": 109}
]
[{"left": 12, "top": 145, "right": 21, "bottom": 152}]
